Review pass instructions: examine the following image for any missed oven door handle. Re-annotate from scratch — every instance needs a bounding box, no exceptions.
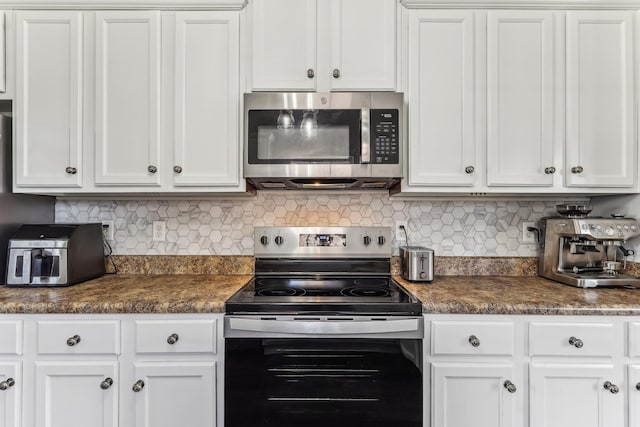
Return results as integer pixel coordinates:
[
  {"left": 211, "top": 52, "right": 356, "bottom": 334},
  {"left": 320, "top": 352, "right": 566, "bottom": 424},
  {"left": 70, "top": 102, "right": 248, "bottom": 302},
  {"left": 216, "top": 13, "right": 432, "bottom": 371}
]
[{"left": 227, "top": 317, "right": 421, "bottom": 335}]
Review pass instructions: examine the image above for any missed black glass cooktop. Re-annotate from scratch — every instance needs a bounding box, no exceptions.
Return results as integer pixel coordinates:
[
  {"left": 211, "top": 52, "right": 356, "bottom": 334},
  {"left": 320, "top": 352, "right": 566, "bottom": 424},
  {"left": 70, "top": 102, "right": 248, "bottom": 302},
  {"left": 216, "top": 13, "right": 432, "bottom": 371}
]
[{"left": 225, "top": 276, "right": 422, "bottom": 316}]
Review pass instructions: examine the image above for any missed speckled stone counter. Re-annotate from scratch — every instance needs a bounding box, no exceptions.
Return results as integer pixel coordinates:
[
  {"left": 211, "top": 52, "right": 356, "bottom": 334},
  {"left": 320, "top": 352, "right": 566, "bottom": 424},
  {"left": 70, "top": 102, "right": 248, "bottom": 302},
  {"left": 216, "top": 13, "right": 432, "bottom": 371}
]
[
  {"left": 396, "top": 276, "right": 640, "bottom": 316},
  {"left": 0, "top": 275, "right": 252, "bottom": 314}
]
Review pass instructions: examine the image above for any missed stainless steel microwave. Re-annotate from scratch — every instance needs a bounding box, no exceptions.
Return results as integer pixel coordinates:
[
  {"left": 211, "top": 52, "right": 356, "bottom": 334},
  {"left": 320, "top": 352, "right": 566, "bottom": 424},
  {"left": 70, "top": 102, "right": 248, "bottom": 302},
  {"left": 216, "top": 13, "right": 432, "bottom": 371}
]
[{"left": 243, "top": 92, "right": 404, "bottom": 190}]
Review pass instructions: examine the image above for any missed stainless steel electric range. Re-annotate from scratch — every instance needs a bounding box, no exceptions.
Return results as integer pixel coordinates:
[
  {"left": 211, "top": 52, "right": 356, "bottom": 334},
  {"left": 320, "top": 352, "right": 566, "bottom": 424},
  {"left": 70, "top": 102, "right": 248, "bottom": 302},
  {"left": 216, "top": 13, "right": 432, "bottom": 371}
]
[{"left": 224, "top": 227, "right": 423, "bottom": 427}]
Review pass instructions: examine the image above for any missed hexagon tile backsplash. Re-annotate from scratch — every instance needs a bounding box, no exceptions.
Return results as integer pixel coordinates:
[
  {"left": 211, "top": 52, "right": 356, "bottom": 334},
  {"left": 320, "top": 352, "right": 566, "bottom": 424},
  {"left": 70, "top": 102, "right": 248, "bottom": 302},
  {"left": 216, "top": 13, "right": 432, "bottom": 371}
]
[{"left": 55, "top": 195, "right": 568, "bottom": 256}]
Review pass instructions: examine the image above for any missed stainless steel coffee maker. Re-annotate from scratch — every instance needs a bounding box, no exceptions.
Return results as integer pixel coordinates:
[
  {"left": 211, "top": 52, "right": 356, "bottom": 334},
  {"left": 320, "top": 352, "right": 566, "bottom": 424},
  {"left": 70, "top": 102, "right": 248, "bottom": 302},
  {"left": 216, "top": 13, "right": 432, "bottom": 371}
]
[{"left": 534, "top": 205, "right": 640, "bottom": 288}]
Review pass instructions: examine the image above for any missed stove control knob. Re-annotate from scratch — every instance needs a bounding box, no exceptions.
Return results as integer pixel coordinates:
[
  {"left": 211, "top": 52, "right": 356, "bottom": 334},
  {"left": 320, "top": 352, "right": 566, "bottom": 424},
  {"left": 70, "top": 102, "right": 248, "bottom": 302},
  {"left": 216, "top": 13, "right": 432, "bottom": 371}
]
[
  {"left": 378, "top": 236, "right": 386, "bottom": 245},
  {"left": 275, "top": 236, "right": 284, "bottom": 246},
  {"left": 605, "top": 227, "right": 615, "bottom": 236},
  {"left": 363, "top": 236, "right": 371, "bottom": 246},
  {"left": 260, "top": 236, "right": 269, "bottom": 246}
]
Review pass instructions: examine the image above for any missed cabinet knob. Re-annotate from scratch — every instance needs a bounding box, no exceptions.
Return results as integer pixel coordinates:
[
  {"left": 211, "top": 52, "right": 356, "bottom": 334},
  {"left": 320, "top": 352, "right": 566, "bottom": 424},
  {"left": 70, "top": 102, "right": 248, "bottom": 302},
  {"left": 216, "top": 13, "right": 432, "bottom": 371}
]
[
  {"left": 571, "top": 166, "right": 584, "bottom": 174},
  {"left": 132, "top": 380, "right": 145, "bottom": 392},
  {"left": 307, "top": 68, "right": 315, "bottom": 79},
  {"left": 544, "top": 167, "right": 556, "bottom": 174},
  {"left": 148, "top": 165, "right": 158, "bottom": 174},
  {"left": 167, "top": 333, "right": 179, "bottom": 345},
  {"left": 100, "top": 378, "right": 113, "bottom": 390},
  {"left": 468, "top": 335, "right": 480, "bottom": 347},
  {"left": 503, "top": 380, "right": 517, "bottom": 393},
  {"left": 465, "top": 166, "right": 475, "bottom": 174},
  {"left": 636, "top": 382, "right": 640, "bottom": 391},
  {"left": 332, "top": 68, "right": 341, "bottom": 78},
  {"left": 568, "top": 336, "right": 583, "bottom": 348},
  {"left": 65, "top": 167, "right": 78, "bottom": 175},
  {"left": 603, "top": 381, "right": 619, "bottom": 394},
  {"left": 0, "top": 378, "right": 15, "bottom": 391},
  {"left": 66, "top": 335, "right": 81, "bottom": 346},
  {"left": 173, "top": 166, "right": 183, "bottom": 174}
]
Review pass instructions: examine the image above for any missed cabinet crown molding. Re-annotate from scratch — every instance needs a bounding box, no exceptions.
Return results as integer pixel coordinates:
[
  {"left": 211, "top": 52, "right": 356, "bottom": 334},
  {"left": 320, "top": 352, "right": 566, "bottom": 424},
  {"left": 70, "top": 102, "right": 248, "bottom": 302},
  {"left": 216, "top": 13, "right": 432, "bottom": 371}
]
[
  {"left": 401, "top": 0, "right": 640, "bottom": 8},
  {"left": 0, "top": 0, "right": 246, "bottom": 9}
]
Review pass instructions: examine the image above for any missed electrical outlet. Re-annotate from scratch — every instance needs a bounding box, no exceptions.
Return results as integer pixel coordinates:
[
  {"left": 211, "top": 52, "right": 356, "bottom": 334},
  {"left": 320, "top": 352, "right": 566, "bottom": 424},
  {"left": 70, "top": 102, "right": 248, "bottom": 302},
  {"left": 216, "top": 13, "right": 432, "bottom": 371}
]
[
  {"left": 522, "top": 221, "right": 536, "bottom": 243},
  {"left": 395, "top": 220, "right": 408, "bottom": 243},
  {"left": 152, "top": 221, "right": 166, "bottom": 242},
  {"left": 101, "top": 220, "right": 114, "bottom": 241}
]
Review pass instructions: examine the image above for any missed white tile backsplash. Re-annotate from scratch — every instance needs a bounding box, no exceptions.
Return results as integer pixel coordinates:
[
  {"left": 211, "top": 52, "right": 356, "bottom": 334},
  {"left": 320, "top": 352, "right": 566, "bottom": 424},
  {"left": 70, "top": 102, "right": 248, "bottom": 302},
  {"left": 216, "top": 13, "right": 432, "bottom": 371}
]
[{"left": 55, "top": 195, "right": 568, "bottom": 256}]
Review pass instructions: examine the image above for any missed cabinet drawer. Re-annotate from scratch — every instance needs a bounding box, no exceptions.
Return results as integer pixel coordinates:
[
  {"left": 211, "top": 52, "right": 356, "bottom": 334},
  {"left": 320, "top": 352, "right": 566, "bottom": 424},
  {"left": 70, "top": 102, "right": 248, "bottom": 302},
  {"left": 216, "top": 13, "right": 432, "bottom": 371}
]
[
  {"left": 0, "top": 321, "right": 22, "bottom": 355},
  {"left": 431, "top": 321, "right": 514, "bottom": 356},
  {"left": 37, "top": 321, "right": 120, "bottom": 355},
  {"left": 529, "top": 322, "right": 615, "bottom": 357},
  {"left": 135, "top": 320, "right": 217, "bottom": 354},
  {"left": 629, "top": 322, "right": 640, "bottom": 357}
]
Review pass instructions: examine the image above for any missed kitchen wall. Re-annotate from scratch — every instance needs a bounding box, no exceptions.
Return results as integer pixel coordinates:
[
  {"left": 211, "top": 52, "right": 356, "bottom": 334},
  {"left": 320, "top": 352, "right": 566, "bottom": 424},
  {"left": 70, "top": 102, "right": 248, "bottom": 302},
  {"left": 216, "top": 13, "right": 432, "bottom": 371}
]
[{"left": 55, "top": 194, "right": 576, "bottom": 257}]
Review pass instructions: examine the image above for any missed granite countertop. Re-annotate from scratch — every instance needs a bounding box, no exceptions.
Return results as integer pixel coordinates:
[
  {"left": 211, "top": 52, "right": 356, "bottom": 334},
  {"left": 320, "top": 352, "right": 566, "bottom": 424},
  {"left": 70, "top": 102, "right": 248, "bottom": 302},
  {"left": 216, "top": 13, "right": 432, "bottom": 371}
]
[{"left": 2, "top": 274, "right": 640, "bottom": 315}]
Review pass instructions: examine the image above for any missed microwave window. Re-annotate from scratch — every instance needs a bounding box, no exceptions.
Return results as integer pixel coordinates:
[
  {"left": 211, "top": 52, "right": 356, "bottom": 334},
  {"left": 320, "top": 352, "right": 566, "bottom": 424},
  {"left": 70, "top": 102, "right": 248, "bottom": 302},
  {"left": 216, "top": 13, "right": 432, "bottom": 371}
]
[
  {"left": 247, "top": 110, "right": 361, "bottom": 164},
  {"left": 257, "top": 126, "right": 350, "bottom": 160}
]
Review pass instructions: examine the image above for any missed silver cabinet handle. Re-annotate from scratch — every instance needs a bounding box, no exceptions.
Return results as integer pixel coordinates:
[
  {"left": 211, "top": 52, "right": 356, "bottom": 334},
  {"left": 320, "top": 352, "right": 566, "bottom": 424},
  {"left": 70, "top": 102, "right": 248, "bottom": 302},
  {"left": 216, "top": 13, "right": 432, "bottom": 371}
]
[
  {"left": 544, "top": 167, "right": 556, "bottom": 174},
  {"left": 332, "top": 69, "right": 340, "bottom": 78},
  {"left": 66, "top": 335, "right": 81, "bottom": 346},
  {"left": 147, "top": 165, "right": 157, "bottom": 174},
  {"left": 571, "top": 166, "right": 584, "bottom": 174},
  {"left": 167, "top": 333, "right": 179, "bottom": 345},
  {"left": 307, "top": 69, "right": 315, "bottom": 79},
  {"left": 173, "top": 166, "right": 182, "bottom": 174},
  {"left": 0, "top": 378, "right": 15, "bottom": 391},
  {"left": 465, "top": 166, "right": 475, "bottom": 174},
  {"left": 132, "top": 380, "right": 145, "bottom": 392},
  {"left": 100, "top": 378, "right": 113, "bottom": 390},
  {"left": 603, "top": 381, "right": 619, "bottom": 394},
  {"left": 503, "top": 380, "right": 517, "bottom": 393},
  {"left": 65, "top": 167, "right": 78, "bottom": 175},
  {"left": 468, "top": 335, "right": 480, "bottom": 347},
  {"left": 568, "top": 336, "right": 583, "bottom": 348}
]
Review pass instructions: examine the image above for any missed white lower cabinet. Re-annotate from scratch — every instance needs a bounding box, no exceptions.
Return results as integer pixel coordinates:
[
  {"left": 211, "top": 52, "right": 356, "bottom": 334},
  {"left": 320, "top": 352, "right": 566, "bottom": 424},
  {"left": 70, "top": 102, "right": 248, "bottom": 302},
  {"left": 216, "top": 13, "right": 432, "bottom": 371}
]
[
  {"left": 34, "top": 362, "right": 118, "bottom": 427},
  {"left": 0, "top": 362, "right": 20, "bottom": 427},
  {"left": 128, "top": 362, "right": 216, "bottom": 427},
  {"left": 530, "top": 363, "right": 624, "bottom": 427},
  {"left": 431, "top": 362, "right": 519, "bottom": 427}
]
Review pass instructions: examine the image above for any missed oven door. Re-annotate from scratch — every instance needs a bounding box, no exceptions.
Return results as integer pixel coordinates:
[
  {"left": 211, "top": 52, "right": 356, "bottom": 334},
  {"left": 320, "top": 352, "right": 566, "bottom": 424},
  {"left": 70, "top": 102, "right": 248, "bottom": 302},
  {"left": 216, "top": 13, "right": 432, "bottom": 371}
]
[{"left": 224, "top": 316, "right": 423, "bottom": 427}]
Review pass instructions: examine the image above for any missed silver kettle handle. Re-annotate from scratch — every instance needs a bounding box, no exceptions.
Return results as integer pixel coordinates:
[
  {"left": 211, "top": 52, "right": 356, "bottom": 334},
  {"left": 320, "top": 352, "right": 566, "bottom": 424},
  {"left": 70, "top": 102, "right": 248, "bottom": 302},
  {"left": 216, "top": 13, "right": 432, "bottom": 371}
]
[{"left": 22, "top": 250, "right": 32, "bottom": 285}]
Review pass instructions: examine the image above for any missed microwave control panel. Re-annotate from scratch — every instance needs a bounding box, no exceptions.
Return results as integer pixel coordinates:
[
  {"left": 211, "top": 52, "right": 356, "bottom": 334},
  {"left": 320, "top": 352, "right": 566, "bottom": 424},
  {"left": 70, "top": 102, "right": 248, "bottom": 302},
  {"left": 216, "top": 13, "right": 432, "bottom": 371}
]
[{"left": 370, "top": 109, "right": 399, "bottom": 164}]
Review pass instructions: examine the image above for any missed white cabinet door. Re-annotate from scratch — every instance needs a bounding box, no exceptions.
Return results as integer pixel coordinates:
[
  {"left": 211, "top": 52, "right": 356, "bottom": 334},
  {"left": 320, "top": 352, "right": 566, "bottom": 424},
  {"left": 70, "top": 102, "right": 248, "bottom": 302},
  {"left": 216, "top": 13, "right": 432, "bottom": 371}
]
[
  {"left": 130, "top": 362, "right": 216, "bottom": 427},
  {"left": 251, "top": 0, "right": 317, "bottom": 91},
  {"left": 406, "top": 10, "right": 477, "bottom": 187},
  {"left": 15, "top": 11, "right": 83, "bottom": 188},
  {"left": 631, "top": 365, "right": 640, "bottom": 427},
  {"left": 34, "top": 362, "right": 118, "bottom": 427},
  {"left": 530, "top": 363, "right": 624, "bottom": 427},
  {"left": 565, "top": 11, "right": 635, "bottom": 188},
  {"left": 0, "top": 363, "right": 20, "bottom": 427},
  {"left": 486, "top": 11, "right": 555, "bottom": 187},
  {"left": 431, "top": 363, "right": 520, "bottom": 427},
  {"left": 173, "top": 12, "right": 240, "bottom": 187},
  {"left": 329, "top": 0, "right": 396, "bottom": 91},
  {"left": 94, "top": 11, "right": 161, "bottom": 186}
]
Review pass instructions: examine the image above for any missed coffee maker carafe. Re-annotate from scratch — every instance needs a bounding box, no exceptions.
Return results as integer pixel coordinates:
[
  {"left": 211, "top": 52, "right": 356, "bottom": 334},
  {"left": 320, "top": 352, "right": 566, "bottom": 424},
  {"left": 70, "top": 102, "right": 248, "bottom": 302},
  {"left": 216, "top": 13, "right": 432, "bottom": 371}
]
[{"left": 536, "top": 205, "right": 640, "bottom": 288}]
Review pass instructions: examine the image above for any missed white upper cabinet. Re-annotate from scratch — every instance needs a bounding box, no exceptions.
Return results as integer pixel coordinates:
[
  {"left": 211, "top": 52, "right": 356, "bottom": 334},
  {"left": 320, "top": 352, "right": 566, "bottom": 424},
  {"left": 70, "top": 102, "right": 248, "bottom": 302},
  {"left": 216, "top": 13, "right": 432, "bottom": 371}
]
[
  {"left": 250, "top": 0, "right": 317, "bottom": 91},
  {"left": 329, "top": 0, "right": 396, "bottom": 91},
  {"left": 406, "top": 10, "right": 477, "bottom": 187},
  {"left": 15, "top": 11, "right": 83, "bottom": 188},
  {"left": 94, "top": 11, "right": 162, "bottom": 187},
  {"left": 172, "top": 11, "right": 240, "bottom": 187},
  {"left": 565, "top": 11, "right": 635, "bottom": 188},
  {"left": 486, "top": 10, "right": 555, "bottom": 187},
  {"left": 250, "top": 0, "right": 396, "bottom": 92}
]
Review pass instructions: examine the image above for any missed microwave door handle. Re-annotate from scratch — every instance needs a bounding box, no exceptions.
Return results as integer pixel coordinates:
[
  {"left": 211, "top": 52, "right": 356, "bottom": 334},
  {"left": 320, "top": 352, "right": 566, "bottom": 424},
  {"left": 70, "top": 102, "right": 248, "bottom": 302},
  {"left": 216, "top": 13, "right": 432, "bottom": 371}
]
[
  {"left": 361, "top": 108, "right": 370, "bottom": 164},
  {"left": 22, "top": 250, "right": 32, "bottom": 285}
]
